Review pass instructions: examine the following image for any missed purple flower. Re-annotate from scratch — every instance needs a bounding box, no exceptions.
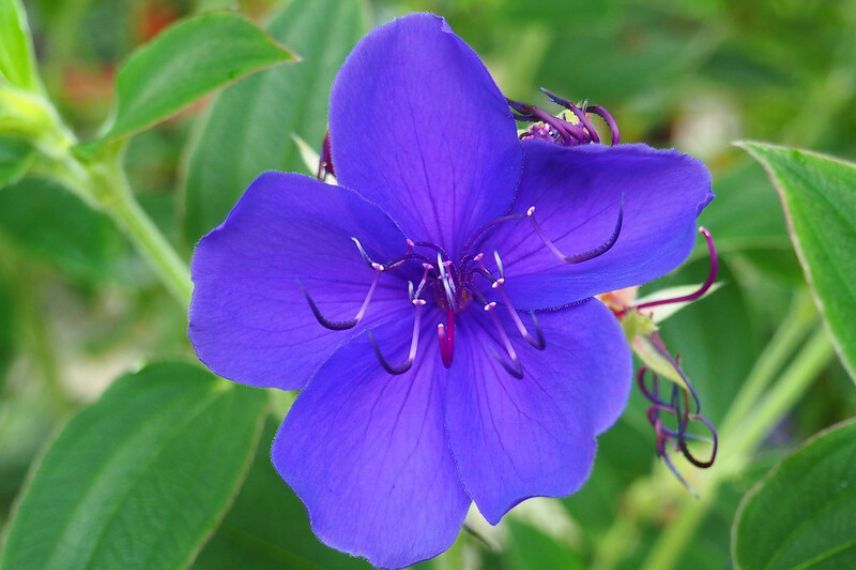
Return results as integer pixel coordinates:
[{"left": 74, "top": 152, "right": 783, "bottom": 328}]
[{"left": 189, "top": 13, "right": 713, "bottom": 569}]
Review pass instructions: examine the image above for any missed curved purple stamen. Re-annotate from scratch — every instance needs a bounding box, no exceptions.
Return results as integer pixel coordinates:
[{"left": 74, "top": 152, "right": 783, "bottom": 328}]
[
  {"left": 368, "top": 301, "right": 422, "bottom": 375},
  {"left": 679, "top": 414, "right": 718, "bottom": 468},
  {"left": 484, "top": 301, "right": 524, "bottom": 379},
  {"left": 301, "top": 268, "right": 381, "bottom": 331},
  {"left": 472, "top": 252, "right": 546, "bottom": 350},
  {"left": 508, "top": 99, "right": 588, "bottom": 144},
  {"left": 638, "top": 366, "right": 718, "bottom": 492},
  {"left": 527, "top": 195, "right": 623, "bottom": 265},
  {"left": 634, "top": 227, "right": 718, "bottom": 313},
  {"left": 585, "top": 104, "right": 621, "bottom": 145},
  {"left": 539, "top": 88, "right": 600, "bottom": 144},
  {"left": 509, "top": 91, "right": 620, "bottom": 147},
  {"left": 459, "top": 212, "right": 529, "bottom": 265}
]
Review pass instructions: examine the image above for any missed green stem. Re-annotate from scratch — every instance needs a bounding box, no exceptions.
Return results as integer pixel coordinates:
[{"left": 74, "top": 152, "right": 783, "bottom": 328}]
[
  {"left": 719, "top": 293, "right": 816, "bottom": 438},
  {"left": 639, "top": 327, "right": 835, "bottom": 570},
  {"left": 639, "top": 488, "right": 717, "bottom": 570},
  {"left": 724, "top": 328, "right": 834, "bottom": 468},
  {"left": 9, "top": 87, "right": 193, "bottom": 308},
  {"left": 102, "top": 166, "right": 192, "bottom": 307}
]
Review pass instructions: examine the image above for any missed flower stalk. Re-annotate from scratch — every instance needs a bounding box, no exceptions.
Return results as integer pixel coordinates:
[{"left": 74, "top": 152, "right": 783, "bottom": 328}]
[{"left": 3, "top": 87, "right": 192, "bottom": 307}]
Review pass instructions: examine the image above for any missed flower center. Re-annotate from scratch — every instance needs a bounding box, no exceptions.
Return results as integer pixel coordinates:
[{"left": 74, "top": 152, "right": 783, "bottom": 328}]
[{"left": 300, "top": 199, "right": 625, "bottom": 378}]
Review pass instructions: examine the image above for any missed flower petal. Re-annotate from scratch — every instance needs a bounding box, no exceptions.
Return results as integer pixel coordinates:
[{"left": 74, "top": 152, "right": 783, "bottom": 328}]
[
  {"left": 273, "top": 319, "right": 470, "bottom": 569},
  {"left": 329, "top": 13, "right": 521, "bottom": 257},
  {"left": 445, "top": 300, "right": 631, "bottom": 524},
  {"left": 483, "top": 141, "right": 714, "bottom": 310},
  {"left": 189, "top": 172, "right": 411, "bottom": 390}
]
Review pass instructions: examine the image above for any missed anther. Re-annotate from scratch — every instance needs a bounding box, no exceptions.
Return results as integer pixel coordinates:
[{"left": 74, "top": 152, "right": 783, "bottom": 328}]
[
  {"left": 369, "top": 303, "right": 422, "bottom": 375},
  {"left": 484, "top": 304, "right": 524, "bottom": 379},
  {"left": 351, "top": 237, "right": 376, "bottom": 267},
  {"left": 492, "top": 250, "right": 505, "bottom": 281},
  {"left": 316, "top": 131, "right": 334, "bottom": 180},
  {"left": 437, "top": 253, "right": 458, "bottom": 311},
  {"left": 301, "top": 268, "right": 381, "bottom": 331},
  {"left": 539, "top": 87, "right": 600, "bottom": 144},
  {"left": 633, "top": 227, "right": 718, "bottom": 313},
  {"left": 528, "top": 195, "right": 624, "bottom": 264}
]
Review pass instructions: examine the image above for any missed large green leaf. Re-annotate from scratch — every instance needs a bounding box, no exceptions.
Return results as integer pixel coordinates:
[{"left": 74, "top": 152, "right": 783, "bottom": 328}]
[
  {"left": 739, "top": 142, "right": 856, "bottom": 380},
  {"left": 0, "top": 362, "right": 268, "bottom": 570},
  {"left": 192, "top": 416, "right": 370, "bottom": 570},
  {"left": 732, "top": 418, "right": 856, "bottom": 570},
  {"left": 0, "top": 177, "right": 124, "bottom": 281},
  {"left": 182, "top": 0, "right": 367, "bottom": 243},
  {"left": 0, "top": 136, "right": 32, "bottom": 187},
  {"left": 0, "top": 0, "right": 41, "bottom": 91},
  {"left": 92, "top": 11, "right": 294, "bottom": 145}
]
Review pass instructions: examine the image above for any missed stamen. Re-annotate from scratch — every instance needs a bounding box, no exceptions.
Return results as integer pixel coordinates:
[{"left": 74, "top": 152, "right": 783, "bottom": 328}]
[
  {"left": 539, "top": 88, "right": 600, "bottom": 144},
  {"left": 638, "top": 366, "right": 718, "bottom": 495},
  {"left": 350, "top": 237, "right": 379, "bottom": 269},
  {"left": 509, "top": 99, "right": 588, "bottom": 145},
  {"left": 410, "top": 264, "right": 432, "bottom": 302},
  {"left": 679, "top": 414, "right": 718, "bottom": 468},
  {"left": 459, "top": 212, "right": 529, "bottom": 263},
  {"left": 492, "top": 250, "right": 505, "bottom": 283},
  {"left": 585, "top": 104, "right": 621, "bottom": 145},
  {"left": 301, "top": 268, "right": 381, "bottom": 331},
  {"left": 437, "top": 253, "right": 458, "bottom": 311},
  {"left": 413, "top": 240, "right": 450, "bottom": 261},
  {"left": 369, "top": 300, "right": 422, "bottom": 375},
  {"left": 633, "top": 227, "right": 718, "bottom": 312},
  {"left": 526, "top": 196, "right": 624, "bottom": 264},
  {"left": 353, "top": 236, "right": 432, "bottom": 270},
  {"left": 488, "top": 251, "right": 546, "bottom": 350},
  {"left": 316, "top": 131, "right": 335, "bottom": 181},
  {"left": 484, "top": 302, "right": 524, "bottom": 379}
]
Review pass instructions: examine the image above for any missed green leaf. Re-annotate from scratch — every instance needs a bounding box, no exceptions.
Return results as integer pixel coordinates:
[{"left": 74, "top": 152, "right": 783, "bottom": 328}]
[
  {"left": 0, "top": 361, "right": 268, "bottom": 570},
  {"left": 192, "top": 416, "right": 370, "bottom": 570},
  {"left": 732, "top": 418, "right": 856, "bottom": 570},
  {"left": 0, "top": 177, "right": 124, "bottom": 281},
  {"left": 0, "top": 136, "right": 33, "bottom": 187},
  {"left": 91, "top": 11, "right": 295, "bottom": 145},
  {"left": 0, "top": 0, "right": 41, "bottom": 91},
  {"left": 739, "top": 142, "right": 856, "bottom": 381},
  {"left": 562, "top": 410, "right": 651, "bottom": 535},
  {"left": 182, "top": 0, "right": 367, "bottom": 243},
  {"left": 699, "top": 159, "right": 790, "bottom": 255},
  {"left": 504, "top": 518, "right": 585, "bottom": 570}
]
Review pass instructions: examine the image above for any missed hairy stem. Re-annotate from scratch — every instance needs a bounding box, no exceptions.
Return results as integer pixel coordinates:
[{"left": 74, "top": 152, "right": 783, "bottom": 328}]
[
  {"left": 102, "top": 166, "right": 192, "bottom": 307},
  {"left": 18, "top": 90, "right": 193, "bottom": 308}
]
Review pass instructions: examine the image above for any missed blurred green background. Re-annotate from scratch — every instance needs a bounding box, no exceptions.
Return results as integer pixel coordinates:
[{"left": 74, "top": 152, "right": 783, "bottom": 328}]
[{"left": 2, "top": 0, "right": 855, "bottom": 568}]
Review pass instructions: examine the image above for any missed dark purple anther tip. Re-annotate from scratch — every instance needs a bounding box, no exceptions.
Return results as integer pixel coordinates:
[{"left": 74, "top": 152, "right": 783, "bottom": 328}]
[
  {"left": 634, "top": 227, "right": 718, "bottom": 314},
  {"left": 317, "top": 131, "right": 335, "bottom": 181}
]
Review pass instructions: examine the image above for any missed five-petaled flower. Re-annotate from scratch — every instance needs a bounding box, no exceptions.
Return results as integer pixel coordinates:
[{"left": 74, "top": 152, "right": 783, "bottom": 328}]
[{"left": 189, "top": 13, "right": 713, "bottom": 569}]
